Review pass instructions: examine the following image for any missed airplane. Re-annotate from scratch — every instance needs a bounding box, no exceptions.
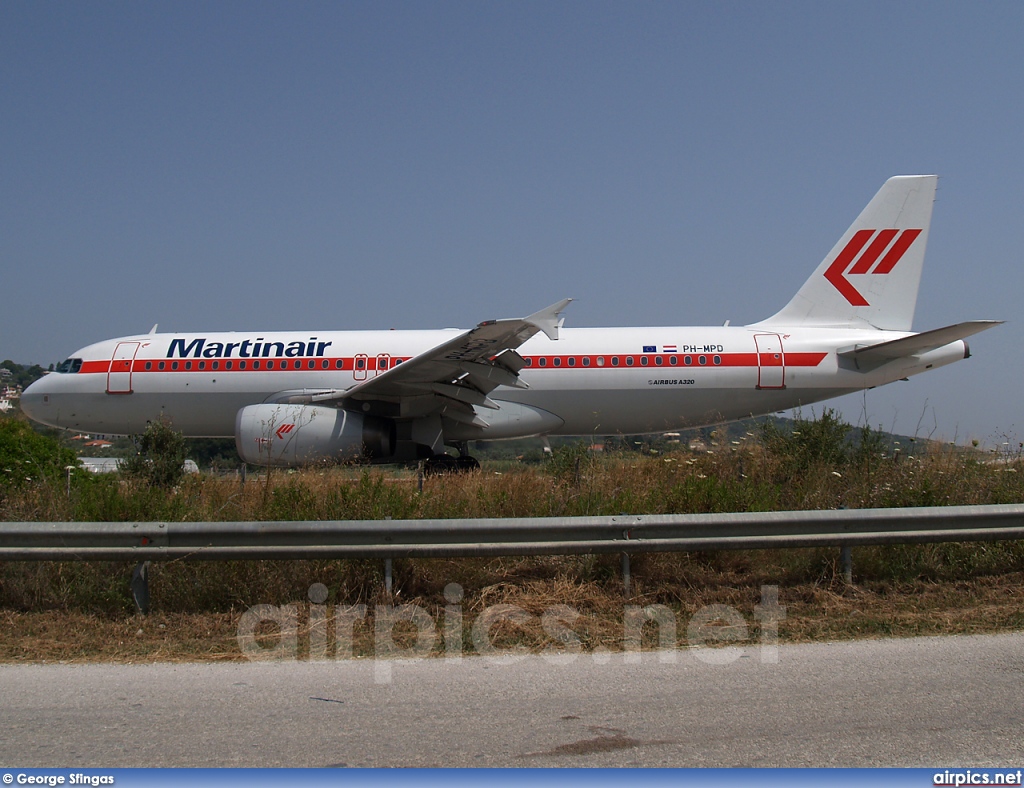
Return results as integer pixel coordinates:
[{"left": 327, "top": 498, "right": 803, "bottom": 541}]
[{"left": 21, "top": 175, "right": 1001, "bottom": 472}]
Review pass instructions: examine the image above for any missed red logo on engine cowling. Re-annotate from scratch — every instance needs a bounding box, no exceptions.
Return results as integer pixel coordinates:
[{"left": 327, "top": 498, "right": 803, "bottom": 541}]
[
  {"left": 275, "top": 424, "right": 295, "bottom": 440},
  {"left": 824, "top": 229, "right": 921, "bottom": 306}
]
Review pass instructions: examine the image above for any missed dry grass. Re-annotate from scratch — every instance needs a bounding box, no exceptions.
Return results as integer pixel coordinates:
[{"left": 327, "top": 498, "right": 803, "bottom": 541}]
[
  {"left": 3, "top": 555, "right": 1024, "bottom": 663},
  {"left": 2, "top": 431, "right": 1024, "bottom": 663},
  {"left": 0, "top": 610, "right": 240, "bottom": 663}
]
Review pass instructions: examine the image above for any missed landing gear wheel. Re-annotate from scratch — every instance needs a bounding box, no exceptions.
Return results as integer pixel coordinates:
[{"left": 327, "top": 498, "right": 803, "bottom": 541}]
[
  {"left": 423, "top": 453, "right": 479, "bottom": 474},
  {"left": 424, "top": 453, "right": 458, "bottom": 475},
  {"left": 455, "top": 455, "right": 480, "bottom": 472}
]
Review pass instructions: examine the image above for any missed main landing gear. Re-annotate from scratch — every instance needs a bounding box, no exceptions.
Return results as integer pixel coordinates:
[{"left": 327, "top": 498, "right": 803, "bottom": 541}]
[{"left": 423, "top": 443, "right": 480, "bottom": 475}]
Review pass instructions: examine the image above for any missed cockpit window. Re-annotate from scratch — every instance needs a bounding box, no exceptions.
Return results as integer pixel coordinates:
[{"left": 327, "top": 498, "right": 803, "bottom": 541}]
[{"left": 55, "top": 358, "right": 83, "bottom": 374}]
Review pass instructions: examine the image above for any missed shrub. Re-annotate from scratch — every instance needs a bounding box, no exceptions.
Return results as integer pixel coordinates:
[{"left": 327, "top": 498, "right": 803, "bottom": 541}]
[
  {"left": 0, "top": 418, "right": 77, "bottom": 501},
  {"left": 760, "top": 408, "right": 852, "bottom": 473},
  {"left": 120, "top": 418, "right": 189, "bottom": 489}
]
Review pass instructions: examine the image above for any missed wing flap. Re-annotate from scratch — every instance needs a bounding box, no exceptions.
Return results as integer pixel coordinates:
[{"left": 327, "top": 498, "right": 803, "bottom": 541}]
[
  {"left": 431, "top": 382, "right": 500, "bottom": 409},
  {"left": 458, "top": 360, "right": 527, "bottom": 390}
]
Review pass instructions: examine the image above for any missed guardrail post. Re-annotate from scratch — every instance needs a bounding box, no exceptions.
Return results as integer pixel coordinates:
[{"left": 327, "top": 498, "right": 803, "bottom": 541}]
[
  {"left": 621, "top": 552, "right": 631, "bottom": 598},
  {"left": 840, "top": 545, "right": 853, "bottom": 585},
  {"left": 131, "top": 561, "right": 150, "bottom": 614},
  {"left": 383, "top": 515, "right": 395, "bottom": 595}
]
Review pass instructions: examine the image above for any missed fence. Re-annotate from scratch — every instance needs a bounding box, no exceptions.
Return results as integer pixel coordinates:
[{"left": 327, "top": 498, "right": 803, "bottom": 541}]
[{"left": 5, "top": 503, "right": 1024, "bottom": 611}]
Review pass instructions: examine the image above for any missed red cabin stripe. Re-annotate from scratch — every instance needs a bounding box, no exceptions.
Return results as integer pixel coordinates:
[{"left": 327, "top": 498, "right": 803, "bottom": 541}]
[{"left": 77, "top": 351, "right": 828, "bottom": 375}]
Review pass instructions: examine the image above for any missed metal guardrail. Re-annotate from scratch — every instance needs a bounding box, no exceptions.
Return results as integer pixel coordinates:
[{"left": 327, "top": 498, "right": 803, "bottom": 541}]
[{"left": 3, "top": 503, "right": 1024, "bottom": 561}]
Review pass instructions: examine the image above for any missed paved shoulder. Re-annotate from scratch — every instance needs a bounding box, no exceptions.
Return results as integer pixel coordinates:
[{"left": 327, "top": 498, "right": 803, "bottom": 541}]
[{"left": 3, "top": 633, "right": 1023, "bottom": 767}]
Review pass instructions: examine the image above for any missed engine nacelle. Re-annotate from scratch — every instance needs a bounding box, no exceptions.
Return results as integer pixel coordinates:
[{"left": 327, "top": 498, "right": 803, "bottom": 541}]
[{"left": 235, "top": 404, "right": 395, "bottom": 467}]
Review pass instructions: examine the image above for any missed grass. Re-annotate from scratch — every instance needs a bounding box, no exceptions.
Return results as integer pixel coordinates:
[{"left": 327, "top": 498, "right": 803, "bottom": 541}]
[
  {"left": 1, "top": 412, "right": 1024, "bottom": 662},
  {"left": 4, "top": 557, "right": 1024, "bottom": 663}
]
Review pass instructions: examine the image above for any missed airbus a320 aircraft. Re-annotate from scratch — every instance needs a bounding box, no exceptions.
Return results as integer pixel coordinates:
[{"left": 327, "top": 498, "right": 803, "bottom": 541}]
[{"left": 22, "top": 176, "right": 1000, "bottom": 471}]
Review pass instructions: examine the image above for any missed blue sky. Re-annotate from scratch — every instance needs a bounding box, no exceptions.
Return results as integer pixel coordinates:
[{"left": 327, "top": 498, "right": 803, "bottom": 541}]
[{"left": 2, "top": 1, "right": 1021, "bottom": 446}]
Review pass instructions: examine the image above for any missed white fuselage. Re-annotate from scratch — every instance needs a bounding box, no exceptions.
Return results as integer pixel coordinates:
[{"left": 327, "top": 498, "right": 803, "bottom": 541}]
[
  {"left": 21, "top": 324, "right": 968, "bottom": 440},
  {"left": 20, "top": 175, "right": 993, "bottom": 464}
]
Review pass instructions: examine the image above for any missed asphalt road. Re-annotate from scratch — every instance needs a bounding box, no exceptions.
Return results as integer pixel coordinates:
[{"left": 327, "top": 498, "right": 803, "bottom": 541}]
[{"left": 3, "top": 633, "right": 1024, "bottom": 767}]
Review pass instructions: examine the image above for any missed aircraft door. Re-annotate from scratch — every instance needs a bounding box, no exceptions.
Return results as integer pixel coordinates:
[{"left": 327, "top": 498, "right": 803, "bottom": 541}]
[
  {"left": 754, "top": 333, "right": 786, "bottom": 389},
  {"left": 354, "top": 354, "right": 368, "bottom": 381},
  {"left": 107, "top": 342, "right": 140, "bottom": 394},
  {"left": 375, "top": 354, "right": 390, "bottom": 376}
]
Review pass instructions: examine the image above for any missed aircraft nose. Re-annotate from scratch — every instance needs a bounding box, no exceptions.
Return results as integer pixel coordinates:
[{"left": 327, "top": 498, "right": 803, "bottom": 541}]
[{"left": 20, "top": 379, "right": 50, "bottom": 424}]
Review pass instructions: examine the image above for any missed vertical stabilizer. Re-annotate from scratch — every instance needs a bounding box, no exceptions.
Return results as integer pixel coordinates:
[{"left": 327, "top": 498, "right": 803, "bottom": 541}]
[{"left": 755, "top": 175, "right": 938, "bottom": 331}]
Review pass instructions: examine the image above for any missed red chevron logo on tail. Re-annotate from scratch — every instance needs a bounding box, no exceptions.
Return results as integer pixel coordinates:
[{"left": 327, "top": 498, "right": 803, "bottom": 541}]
[{"left": 824, "top": 228, "right": 922, "bottom": 306}]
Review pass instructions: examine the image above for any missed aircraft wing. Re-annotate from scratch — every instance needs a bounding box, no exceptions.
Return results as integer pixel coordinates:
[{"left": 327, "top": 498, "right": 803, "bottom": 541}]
[
  {"left": 293, "top": 299, "right": 572, "bottom": 418},
  {"left": 838, "top": 320, "right": 1003, "bottom": 362}
]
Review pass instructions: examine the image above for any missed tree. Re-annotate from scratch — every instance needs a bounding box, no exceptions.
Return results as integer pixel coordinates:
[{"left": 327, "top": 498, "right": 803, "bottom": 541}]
[
  {"left": 0, "top": 360, "right": 48, "bottom": 389},
  {"left": 120, "top": 419, "right": 190, "bottom": 489}
]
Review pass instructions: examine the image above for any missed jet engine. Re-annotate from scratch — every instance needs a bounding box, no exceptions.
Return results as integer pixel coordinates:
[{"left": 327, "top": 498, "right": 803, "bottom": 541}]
[{"left": 235, "top": 404, "right": 395, "bottom": 467}]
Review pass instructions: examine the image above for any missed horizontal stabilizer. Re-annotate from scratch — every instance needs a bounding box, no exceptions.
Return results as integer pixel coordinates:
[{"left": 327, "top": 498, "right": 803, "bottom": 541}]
[{"left": 838, "top": 321, "right": 1003, "bottom": 361}]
